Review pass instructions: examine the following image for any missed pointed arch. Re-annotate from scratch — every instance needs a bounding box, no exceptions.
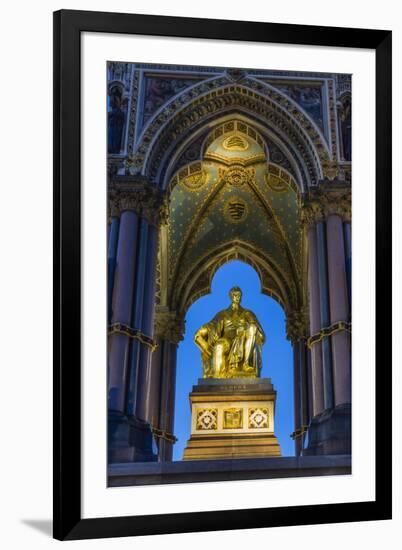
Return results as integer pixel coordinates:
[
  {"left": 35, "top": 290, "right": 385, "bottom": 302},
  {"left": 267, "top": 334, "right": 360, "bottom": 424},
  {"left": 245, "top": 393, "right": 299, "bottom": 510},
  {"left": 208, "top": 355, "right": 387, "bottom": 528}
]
[
  {"left": 132, "top": 81, "right": 330, "bottom": 188},
  {"left": 170, "top": 239, "right": 301, "bottom": 318}
]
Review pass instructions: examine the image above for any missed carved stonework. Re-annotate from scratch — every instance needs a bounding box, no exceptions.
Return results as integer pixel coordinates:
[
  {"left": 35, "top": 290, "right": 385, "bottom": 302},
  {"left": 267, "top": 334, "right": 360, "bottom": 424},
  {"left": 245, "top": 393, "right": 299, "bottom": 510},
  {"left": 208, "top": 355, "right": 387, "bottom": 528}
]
[
  {"left": 322, "top": 160, "right": 340, "bottom": 180},
  {"left": 196, "top": 409, "right": 218, "bottom": 430},
  {"left": 154, "top": 307, "right": 185, "bottom": 344},
  {"left": 108, "top": 62, "right": 133, "bottom": 89},
  {"left": 221, "top": 166, "right": 253, "bottom": 187},
  {"left": 140, "top": 83, "right": 325, "bottom": 185},
  {"left": 300, "top": 200, "right": 325, "bottom": 227},
  {"left": 336, "top": 74, "right": 352, "bottom": 98},
  {"left": 286, "top": 308, "right": 309, "bottom": 342},
  {"left": 225, "top": 68, "right": 247, "bottom": 83},
  {"left": 174, "top": 240, "right": 298, "bottom": 316},
  {"left": 108, "top": 176, "right": 169, "bottom": 226},
  {"left": 248, "top": 407, "right": 269, "bottom": 429},
  {"left": 300, "top": 181, "right": 351, "bottom": 227},
  {"left": 108, "top": 195, "right": 120, "bottom": 219}
]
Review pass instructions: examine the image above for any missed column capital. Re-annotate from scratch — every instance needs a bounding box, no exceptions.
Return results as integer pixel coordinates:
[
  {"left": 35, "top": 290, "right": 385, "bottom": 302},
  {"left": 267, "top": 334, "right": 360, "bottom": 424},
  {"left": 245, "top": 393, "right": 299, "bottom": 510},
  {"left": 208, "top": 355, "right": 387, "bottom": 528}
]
[
  {"left": 300, "top": 181, "right": 351, "bottom": 227},
  {"left": 286, "top": 308, "right": 310, "bottom": 343},
  {"left": 108, "top": 175, "right": 169, "bottom": 226},
  {"left": 154, "top": 307, "right": 185, "bottom": 345}
]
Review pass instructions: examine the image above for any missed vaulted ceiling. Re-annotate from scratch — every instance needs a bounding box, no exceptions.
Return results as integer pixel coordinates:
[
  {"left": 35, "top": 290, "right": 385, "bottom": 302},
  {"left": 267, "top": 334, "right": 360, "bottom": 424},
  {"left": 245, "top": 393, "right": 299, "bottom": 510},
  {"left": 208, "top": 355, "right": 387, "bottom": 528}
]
[{"left": 165, "top": 118, "right": 302, "bottom": 315}]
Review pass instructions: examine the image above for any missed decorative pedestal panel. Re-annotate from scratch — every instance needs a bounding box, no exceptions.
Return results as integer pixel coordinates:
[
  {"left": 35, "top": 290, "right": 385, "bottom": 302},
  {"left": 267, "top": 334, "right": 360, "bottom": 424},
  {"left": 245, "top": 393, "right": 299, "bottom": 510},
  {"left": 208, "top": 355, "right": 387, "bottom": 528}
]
[{"left": 183, "top": 378, "right": 281, "bottom": 460}]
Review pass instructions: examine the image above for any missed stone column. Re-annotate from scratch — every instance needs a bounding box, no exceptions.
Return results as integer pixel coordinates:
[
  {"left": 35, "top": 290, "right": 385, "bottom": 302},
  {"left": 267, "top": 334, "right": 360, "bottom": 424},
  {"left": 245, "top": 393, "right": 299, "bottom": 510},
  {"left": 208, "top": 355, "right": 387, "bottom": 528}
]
[
  {"left": 153, "top": 308, "right": 184, "bottom": 461},
  {"left": 134, "top": 223, "right": 161, "bottom": 422},
  {"left": 125, "top": 217, "right": 150, "bottom": 416},
  {"left": 107, "top": 208, "right": 140, "bottom": 412},
  {"left": 306, "top": 349, "right": 314, "bottom": 421},
  {"left": 344, "top": 222, "right": 352, "bottom": 313},
  {"left": 107, "top": 176, "right": 168, "bottom": 463},
  {"left": 301, "top": 182, "right": 352, "bottom": 456},
  {"left": 307, "top": 227, "right": 325, "bottom": 416},
  {"left": 327, "top": 214, "right": 351, "bottom": 406},
  {"left": 316, "top": 221, "right": 334, "bottom": 410},
  {"left": 287, "top": 310, "right": 309, "bottom": 456},
  {"left": 292, "top": 340, "right": 302, "bottom": 456},
  {"left": 107, "top": 215, "right": 120, "bottom": 324},
  {"left": 299, "top": 339, "right": 310, "bottom": 429}
]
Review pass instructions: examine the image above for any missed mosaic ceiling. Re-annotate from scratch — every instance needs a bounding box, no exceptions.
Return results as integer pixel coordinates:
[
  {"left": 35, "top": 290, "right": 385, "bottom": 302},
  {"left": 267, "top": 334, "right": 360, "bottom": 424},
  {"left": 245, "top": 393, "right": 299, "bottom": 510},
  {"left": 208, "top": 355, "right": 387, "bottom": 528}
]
[{"left": 167, "top": 119, "right": 302, "bottom": 314}]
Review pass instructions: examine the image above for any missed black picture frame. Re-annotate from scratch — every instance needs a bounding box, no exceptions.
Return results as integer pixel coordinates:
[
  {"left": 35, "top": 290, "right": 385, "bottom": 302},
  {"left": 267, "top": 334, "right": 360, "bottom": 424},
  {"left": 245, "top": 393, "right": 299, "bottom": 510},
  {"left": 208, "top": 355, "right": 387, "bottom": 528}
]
[{"left": 53, "top": 9, "right": 392, "bottom": 541}]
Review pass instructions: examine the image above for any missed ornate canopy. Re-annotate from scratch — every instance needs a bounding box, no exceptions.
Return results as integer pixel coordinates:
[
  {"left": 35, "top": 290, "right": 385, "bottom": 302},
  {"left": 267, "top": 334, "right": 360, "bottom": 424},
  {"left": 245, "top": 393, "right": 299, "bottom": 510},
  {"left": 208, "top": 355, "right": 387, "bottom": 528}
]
[{"left": 108, "top": 63, "right": 351, "bottom": 329}]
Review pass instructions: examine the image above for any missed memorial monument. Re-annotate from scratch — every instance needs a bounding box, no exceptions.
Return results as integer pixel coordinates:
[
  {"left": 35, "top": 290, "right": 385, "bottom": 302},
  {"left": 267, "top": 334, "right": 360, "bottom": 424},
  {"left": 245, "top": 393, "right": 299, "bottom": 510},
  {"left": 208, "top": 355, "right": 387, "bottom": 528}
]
[
  {"left": 183, "top": 287, "right": 281, "bottom": 460},
  {"left": 107, "top": 62, "right": 352, "bottom": 480}
]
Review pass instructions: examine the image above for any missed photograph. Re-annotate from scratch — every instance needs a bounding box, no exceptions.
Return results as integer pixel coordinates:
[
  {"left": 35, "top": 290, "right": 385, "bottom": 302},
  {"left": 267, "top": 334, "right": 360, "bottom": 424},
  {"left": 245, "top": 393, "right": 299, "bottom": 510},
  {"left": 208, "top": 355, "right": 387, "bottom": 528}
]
[{"left": 106, "top": 60, "right": 352, "bottom": 487}]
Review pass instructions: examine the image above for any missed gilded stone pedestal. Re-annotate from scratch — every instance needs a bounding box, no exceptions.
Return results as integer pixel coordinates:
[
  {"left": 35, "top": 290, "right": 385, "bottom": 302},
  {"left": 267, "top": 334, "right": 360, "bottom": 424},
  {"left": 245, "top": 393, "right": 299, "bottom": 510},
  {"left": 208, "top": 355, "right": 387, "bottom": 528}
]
[{"left": 183, "top": 378, "right": 281, "bottom": 460}]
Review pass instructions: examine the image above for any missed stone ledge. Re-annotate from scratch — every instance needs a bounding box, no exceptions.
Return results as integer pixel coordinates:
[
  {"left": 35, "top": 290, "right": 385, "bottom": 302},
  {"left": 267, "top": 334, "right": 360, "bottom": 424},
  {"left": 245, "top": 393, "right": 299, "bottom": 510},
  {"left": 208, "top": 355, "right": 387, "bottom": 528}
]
[
  {"left": 192, "top": 377, "right": 275, "bottom": 394},
  {"left": 108, "top": 454, "right": 351, "bottom": 487}
]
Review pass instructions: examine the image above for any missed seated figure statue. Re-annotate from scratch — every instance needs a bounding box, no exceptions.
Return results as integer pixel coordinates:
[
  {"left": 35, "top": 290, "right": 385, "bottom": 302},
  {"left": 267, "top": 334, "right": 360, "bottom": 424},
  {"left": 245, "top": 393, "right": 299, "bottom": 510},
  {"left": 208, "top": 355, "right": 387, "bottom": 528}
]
[{"left": 194, "top": 286, "right": 265, "bottom": 379}]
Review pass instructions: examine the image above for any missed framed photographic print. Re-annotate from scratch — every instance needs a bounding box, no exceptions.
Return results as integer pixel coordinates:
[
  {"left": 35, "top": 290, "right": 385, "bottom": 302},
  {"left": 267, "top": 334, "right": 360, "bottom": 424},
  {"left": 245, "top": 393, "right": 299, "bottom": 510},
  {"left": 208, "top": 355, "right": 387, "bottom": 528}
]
[{"left": 53, "top": 9, "right": 392, "bottom": 541}]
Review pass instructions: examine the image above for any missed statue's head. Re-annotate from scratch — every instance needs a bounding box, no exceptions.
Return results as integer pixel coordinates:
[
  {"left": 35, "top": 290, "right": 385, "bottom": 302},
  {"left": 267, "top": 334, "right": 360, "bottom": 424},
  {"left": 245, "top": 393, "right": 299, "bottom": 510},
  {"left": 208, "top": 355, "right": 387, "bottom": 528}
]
[{"left": 229, "top": 286, "right": 242, "bottom": 305}]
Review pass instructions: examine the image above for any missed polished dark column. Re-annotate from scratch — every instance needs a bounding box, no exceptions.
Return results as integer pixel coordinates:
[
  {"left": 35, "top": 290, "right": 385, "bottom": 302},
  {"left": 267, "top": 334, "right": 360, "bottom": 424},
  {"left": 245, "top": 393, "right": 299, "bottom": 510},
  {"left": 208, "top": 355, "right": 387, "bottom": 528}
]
[
  {"left": 153, "top": 308, "right": 184, "bottom": 461},
  {"left": 126, "top": 217, "right": 150, "bottom": 416},
  {"left": 107, "top": 176, "right": 167, "bottom": 463},
  {"left": 299, "top": 338, "right": 310, "bottom": 430},
  {"left": 287, "top": 311, "right": 309, "bottom": 457},
  {"left": 327, "top": 214, "right": 351, "bottom": 406},
  {"left": 108, "top": 209, "right": 139, "bottom": 412},
  {"left": 307, "top": 226, "right": 324, "bottom": 416},
  {"left": 134, "top": 223, "right": 160, "bottom": 422},
  {"left": 344, "top": 222, "right": 352, "bottom": 314},
  {"left": 107, "top": 215, "right": 120, "bottom": 323},
  {"left": 302, "top": 182, "right": 351, "bottom": 456},
  {"left": 292, "top": 340, "right": 302, "bottom": 456},
  {"left": 316, "top": 221, "right": 334, "bottom": 411},
  {"left": 158, "top": 341, "right": 178, "bottom": 461}
]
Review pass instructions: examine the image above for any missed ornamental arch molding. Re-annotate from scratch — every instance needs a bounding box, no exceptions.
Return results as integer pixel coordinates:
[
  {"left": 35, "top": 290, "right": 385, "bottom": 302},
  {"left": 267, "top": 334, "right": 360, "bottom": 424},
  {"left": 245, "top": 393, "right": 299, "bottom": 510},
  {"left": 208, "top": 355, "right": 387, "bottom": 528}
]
[
  {"left": 164, "top": 113, "right": 306, "bottom": 193},
  {"left": 169, "top": 240, "right": 301, "bottom": 319},
  {"left": 129, "top": 80, "right": 330, "bottom": 187}
]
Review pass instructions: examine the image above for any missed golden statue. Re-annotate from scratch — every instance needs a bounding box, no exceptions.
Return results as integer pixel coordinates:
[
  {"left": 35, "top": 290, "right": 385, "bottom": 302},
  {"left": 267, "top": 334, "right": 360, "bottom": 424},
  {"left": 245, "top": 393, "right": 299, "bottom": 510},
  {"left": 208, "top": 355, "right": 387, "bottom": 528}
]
[{"left": 194, "top": 286, "right": 265, "bottom": 379}]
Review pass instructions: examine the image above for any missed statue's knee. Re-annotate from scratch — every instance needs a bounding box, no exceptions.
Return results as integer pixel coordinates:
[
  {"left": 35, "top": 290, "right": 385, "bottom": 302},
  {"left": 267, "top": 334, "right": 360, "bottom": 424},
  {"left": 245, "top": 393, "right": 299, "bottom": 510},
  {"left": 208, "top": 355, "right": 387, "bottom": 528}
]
[
  {"left": 219, "top": 338, "right": 231, "bottom": 352},
  {"left": 215, "top": 343, "right": 224, "bottom": 354}
]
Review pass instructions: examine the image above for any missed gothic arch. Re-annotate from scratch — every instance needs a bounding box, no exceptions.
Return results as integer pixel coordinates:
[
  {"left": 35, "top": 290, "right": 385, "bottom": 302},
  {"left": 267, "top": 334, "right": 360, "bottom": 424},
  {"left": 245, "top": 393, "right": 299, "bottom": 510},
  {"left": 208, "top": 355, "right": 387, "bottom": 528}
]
[
  {"left": 170, "top": 239, "right": 301, "bottom": 318},
  {"left": 163, "top": 113, "right": 306, "bottom": 192},
  {"left": 130, "top": 80, "right": 330, "bottom": 187}
]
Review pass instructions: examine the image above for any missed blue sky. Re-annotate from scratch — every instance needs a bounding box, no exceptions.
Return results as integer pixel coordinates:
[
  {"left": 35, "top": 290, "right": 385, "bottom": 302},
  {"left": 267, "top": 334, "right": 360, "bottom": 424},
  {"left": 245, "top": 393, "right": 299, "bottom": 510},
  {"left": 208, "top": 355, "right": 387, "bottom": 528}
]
[{"left": 173, "top": 260, "right": 295, "bottom": 459}]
